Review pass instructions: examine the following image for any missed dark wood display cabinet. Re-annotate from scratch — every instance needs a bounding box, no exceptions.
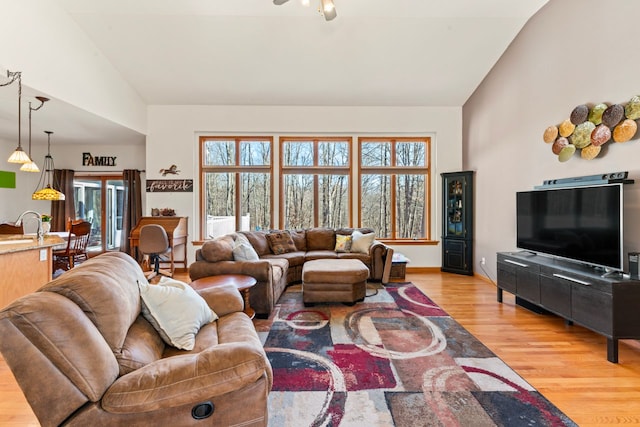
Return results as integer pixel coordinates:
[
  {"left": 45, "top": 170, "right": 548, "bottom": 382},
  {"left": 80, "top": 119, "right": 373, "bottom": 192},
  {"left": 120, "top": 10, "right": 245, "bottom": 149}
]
[
  {"left": 441, "top": 171, "right": 473, "bottom": 275},
  {"left": 497, "top": 251, "right": 640, "bottom": 363}
]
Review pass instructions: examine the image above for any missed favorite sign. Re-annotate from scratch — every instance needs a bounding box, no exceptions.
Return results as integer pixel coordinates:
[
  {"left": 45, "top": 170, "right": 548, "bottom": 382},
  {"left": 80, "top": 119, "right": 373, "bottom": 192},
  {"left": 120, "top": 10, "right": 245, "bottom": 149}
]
[{"left": 146, "top": 179, "right": 193, "bottom": 192}]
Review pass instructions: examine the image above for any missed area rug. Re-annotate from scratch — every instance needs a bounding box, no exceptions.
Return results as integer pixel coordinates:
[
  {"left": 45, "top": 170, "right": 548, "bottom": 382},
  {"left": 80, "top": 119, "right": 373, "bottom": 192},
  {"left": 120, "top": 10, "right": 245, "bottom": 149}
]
[{"left": 254, "top": 282, "right": 577, "bottom": 427}]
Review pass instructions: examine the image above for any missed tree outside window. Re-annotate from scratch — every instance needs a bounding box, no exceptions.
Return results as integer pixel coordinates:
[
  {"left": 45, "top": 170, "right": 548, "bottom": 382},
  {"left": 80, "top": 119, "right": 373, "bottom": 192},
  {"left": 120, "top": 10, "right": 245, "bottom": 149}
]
[
  {"left": 359, "top": 137, "right": 430, "bottom": 241},
  {"left": 199, "top": 135, "right": 431, "bottom": 243},
  {"left": 281, "top": 138, "right": 351, "bottom": 230},
  {"left": 201, "top": 137, "right": 272, "bottom": 239}
]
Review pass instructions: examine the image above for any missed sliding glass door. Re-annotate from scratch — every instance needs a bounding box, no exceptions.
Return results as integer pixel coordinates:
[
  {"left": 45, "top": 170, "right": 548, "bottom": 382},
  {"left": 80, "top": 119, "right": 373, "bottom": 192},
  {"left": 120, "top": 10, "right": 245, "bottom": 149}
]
[{"left": 74, "top": 176, "right": 124, "bottom": 253}]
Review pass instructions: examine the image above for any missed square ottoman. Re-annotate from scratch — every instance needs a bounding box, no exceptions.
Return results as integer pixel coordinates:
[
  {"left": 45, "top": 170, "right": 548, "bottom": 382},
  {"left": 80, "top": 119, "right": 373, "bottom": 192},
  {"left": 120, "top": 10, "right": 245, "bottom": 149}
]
[{"left": 302, "top": 259, "right": 369, "bottom": 306}]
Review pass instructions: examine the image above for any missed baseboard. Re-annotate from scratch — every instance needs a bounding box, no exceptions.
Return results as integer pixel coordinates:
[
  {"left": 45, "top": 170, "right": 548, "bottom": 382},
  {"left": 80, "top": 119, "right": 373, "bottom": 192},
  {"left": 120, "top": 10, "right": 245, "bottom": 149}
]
[
  {"left": 406, "top": 267, "right": 440, "bottom": 274},
  {"left": 473, "top": 272, "right": 495, "bottom": 284}
]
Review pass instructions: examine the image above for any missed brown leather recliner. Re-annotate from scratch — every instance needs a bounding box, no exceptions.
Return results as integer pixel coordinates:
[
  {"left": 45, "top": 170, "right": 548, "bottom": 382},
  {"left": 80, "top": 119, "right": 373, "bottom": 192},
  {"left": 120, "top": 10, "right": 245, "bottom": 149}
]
[{"left": 0, "top": 252, "right": 272, "bottom": 426}]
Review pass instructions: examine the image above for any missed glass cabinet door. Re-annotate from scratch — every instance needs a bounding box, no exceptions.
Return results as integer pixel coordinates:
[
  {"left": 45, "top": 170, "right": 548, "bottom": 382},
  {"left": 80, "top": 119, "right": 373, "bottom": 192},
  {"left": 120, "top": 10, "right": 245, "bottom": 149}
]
[
  {"left": 444, "top": 176, "right": 467, "bottom": 238},
  {"left": 441, "top": 171, "right": 474, "bottom": 275}
]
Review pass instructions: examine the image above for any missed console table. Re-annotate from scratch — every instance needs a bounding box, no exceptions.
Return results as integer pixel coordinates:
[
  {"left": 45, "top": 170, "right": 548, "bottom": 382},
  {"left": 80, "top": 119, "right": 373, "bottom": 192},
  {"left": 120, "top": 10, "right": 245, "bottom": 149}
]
[{"left": 497, "top": 251, "right": 640, "bottom": 363}]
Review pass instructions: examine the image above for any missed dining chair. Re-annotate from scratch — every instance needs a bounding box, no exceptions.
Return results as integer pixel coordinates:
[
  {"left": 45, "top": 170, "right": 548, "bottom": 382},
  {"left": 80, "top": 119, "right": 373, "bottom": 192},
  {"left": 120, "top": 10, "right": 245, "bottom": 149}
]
[
  {"left": 52, "top": 220, "right": 92, "bottom": 271},
  {"left": 0, "top": 223, "right": 24, "bottom": 235},
  {"left": 66, "top": 217, "right": 86, "bottom": 231}
]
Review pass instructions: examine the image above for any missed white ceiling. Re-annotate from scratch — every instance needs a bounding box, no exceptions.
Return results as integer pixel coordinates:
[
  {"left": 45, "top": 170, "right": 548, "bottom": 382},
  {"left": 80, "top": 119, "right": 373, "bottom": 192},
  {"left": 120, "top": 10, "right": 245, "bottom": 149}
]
[{"left": 1, "top": 0, "right": 548, "bottom": 146}]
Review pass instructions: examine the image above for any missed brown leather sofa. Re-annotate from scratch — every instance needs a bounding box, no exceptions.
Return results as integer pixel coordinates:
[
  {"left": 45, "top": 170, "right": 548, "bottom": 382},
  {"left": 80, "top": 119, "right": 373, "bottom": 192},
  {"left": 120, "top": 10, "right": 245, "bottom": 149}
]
[
  {"left": 189, "top": 227, "right": 394, "bottom": 318},
  {"left": 0, "top": 252, "right": 272, "bottom": 427}
]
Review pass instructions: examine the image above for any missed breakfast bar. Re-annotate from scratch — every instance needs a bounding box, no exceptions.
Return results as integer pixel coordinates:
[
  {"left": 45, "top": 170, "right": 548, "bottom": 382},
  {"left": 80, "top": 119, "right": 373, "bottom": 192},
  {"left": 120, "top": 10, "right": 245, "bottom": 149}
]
[{"left": 0, "top": 234, "right": 65, "bottom": 309}]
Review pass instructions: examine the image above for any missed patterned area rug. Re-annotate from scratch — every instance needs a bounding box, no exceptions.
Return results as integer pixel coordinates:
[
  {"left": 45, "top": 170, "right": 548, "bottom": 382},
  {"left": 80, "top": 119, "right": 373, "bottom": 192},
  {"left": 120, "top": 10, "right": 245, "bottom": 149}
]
[{"left": 254, "top": 282, "right": 577, "bottom": 426}]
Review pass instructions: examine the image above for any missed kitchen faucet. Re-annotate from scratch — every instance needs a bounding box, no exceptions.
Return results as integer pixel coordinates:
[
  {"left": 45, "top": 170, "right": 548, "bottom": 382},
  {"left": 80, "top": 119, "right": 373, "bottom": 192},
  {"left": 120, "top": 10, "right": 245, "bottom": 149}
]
[{"left": 15, "top": 210, "right": 43, "bottom": 243}]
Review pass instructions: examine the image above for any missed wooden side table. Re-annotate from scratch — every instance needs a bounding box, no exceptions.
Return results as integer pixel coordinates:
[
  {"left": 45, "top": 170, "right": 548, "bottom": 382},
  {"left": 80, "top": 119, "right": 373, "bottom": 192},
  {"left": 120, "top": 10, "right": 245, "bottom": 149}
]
[
  {"left": 190, "top": 274, "right": 257, "bottom": 319},
  {"left": 390, "top": 253, "right": 410, "bottom": 281}
]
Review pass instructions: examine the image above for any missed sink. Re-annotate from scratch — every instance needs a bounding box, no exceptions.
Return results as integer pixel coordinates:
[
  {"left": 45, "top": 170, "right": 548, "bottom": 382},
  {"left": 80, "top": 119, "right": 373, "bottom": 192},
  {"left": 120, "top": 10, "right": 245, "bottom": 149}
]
[{"left": 0, "top": 239, "right": 34, "bottom": 245}]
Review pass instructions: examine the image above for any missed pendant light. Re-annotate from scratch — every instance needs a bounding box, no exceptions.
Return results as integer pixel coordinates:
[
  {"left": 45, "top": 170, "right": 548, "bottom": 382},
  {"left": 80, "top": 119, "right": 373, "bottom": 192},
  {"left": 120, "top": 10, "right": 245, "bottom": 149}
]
[
  {"left": 273, "top": 0, "right": 337, "bottom": 20},
  {"left": 32, "top": 131, "right": 65, "bottom": 201},
  {"left": 2, "top": 70, "right": 30, "bottom": 164},
  {"left": 20, "top": 96, "right": 49, "bottom": 172},
  {"left": 320, "top": 0, "right": 336, "bottom": 20}
]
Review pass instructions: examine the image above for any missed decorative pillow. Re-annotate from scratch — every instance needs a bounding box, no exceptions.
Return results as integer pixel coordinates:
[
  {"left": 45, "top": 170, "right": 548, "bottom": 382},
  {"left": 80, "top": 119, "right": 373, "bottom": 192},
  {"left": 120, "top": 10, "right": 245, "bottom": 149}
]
[
  {"left": 266, "top": 231, "right": 297, "bottom": 255},
  {"left": 351, "top": 230, "right": 375, "bottom": 254},
  {"left": 334, "top": 234, "right": 352, "bottom": 253},
  {"left": 289, "top": 229, "right": 307, "bottom": 251},
  {"left": 233, "top": 233, "right": 259, "bottom": 261},
  {"left": 201, "top": 238, "right": 234, "bottom": 262},
  {"left": 138, "top": 277, "right": 217, "bottom": 351}
]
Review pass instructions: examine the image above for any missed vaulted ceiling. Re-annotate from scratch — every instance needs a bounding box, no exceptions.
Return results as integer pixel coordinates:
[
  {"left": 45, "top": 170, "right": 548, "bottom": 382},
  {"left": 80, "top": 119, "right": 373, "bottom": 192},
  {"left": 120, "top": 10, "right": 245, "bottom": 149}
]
[{"left": 1, "top": 0, "right": 548, "bottom": 146}]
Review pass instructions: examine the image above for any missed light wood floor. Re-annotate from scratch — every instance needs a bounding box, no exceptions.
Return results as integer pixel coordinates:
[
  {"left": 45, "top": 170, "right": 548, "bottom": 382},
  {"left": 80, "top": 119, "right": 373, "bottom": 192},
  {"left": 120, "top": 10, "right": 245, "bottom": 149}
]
[{"left": 2, "top": 271, "right": 640, "bottom": 426}]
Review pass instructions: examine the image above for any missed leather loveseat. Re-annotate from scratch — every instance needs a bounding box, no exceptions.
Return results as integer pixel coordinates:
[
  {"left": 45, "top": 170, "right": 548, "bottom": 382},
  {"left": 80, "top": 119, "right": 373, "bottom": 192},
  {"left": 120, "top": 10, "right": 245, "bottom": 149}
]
[
  {"left": 189, "top": 227, "right": 394, "bottom": 318},
  {"left": 0, "top": 252, "right": 272, "bottom": 427}
]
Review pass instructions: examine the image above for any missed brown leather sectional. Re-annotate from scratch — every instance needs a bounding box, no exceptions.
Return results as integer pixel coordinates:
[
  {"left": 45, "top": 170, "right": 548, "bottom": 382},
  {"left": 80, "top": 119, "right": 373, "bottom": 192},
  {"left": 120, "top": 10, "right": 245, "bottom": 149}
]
[{"left": 189, "top": 227, "right": 394, "bottom": 318}]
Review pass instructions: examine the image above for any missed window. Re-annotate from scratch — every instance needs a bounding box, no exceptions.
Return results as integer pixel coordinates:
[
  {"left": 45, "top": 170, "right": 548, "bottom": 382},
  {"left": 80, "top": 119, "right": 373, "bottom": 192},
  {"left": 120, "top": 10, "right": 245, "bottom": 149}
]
[
  {"left": 280, "top": 137, "right": 351, "bottom": 229},
  {"left": 359, "top": 137, "right": 431, "bottom": 241},
  {"left": 200, "top": 137, "right": 273, "bottom": 239}
]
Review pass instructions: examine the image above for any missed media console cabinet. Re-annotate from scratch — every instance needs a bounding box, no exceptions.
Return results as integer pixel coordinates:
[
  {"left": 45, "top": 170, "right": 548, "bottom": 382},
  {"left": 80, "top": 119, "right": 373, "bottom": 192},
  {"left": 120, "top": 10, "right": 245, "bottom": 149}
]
[{"left": 497, "top": 251, "right": 640, "bottom": 363}]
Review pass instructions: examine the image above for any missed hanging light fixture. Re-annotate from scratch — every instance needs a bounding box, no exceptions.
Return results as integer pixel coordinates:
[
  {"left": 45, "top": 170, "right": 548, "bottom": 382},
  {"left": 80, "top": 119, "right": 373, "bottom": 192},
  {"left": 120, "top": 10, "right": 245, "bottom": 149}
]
[
  {"left": 320, "top": 0, "right": 336, "bottom": 20},
  {"left": 20, "top": 96, "right": 50, "bottom": 172},
  {"left": 273, "top": 0, "right": 337, "bottom": 21},
  {"left": 1, "top": 70, "right": 30, "bottom": 164},
  {"left": 32, "top": 131, "right": 65, "bottom": 201}
]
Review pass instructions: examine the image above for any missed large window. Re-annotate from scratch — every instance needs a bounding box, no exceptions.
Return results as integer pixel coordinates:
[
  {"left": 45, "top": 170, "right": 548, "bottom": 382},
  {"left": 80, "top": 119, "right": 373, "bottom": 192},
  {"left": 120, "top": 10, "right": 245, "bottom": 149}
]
[
  {"left": 359, "top": 137, "right": 431, "bottom": 241},
  {"left": 200, "top": 137, "right": 273, "bottom": 238},
  {"left": 280, "top": 137, "right": 351, "bottom": 229},
  {"left": 198, "top": 135, "right": 431, "bottom": 243}
]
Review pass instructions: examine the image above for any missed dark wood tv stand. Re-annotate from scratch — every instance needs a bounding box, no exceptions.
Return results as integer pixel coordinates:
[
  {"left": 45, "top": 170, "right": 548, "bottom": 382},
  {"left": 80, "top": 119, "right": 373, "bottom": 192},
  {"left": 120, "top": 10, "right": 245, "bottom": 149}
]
[{"left": 497, "top": 251, "right": 640, "bottom": 363}]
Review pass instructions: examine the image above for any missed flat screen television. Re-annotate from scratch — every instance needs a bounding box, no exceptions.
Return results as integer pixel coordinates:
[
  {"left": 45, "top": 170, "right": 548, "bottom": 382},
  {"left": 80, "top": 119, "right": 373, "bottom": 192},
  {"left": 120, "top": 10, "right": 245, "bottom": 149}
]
[{"left": 516, "top": 184, "right": 623, "bottom": 271}]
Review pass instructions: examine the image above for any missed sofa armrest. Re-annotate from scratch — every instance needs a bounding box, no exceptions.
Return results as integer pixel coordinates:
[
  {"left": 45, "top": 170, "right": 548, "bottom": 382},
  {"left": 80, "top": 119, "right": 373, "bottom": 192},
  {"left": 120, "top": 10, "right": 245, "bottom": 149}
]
[
  {"left": 381, "top": 246, "right": 394, "bottom": 284},
  {"left": 196, "top": 284, "right": 244, "bottom": 317},
  {"left": 369, "top": 241, "right": 393, "bottom": 284},
  {"left": 102, "top": 342, "right": 269, "bottom": 413},
  {"left": 189, "top": 260, "right": 273, "bottom": 282}
]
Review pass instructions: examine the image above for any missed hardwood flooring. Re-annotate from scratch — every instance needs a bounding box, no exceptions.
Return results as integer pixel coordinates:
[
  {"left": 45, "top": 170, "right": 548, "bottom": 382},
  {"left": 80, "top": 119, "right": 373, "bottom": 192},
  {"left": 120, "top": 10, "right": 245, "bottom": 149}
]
[
  {"left": 1, "top": 271, "right": 640, "bottom": 425},
  {"left": 410, "top": 272, "right": 640, "bottom": 426}
]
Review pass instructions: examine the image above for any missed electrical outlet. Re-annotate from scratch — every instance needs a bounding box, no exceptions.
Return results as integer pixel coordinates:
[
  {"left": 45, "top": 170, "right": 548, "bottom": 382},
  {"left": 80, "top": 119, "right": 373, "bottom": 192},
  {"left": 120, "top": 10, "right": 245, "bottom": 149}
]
[{"left": 481, "top": 257, "right": 486, "bottom": 265}]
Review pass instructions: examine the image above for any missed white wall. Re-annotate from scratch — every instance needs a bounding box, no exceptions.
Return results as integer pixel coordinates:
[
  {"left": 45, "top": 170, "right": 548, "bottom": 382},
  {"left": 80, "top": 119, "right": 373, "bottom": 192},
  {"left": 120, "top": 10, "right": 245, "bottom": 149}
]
[
  {"left": 0, "top": 140, "right": 145, "bottom": 225},
  {"left": 0, "top": 0, "right": 146, "bottom": 134},
  {"left": 2, "top": 103, "right": 461, "bottom": 269},
  {"left": 0, "top": 136, "right": 44, "bottom": 225},
  {"left": 147, "top": 105, "right": 463, "bottom": 267},
  {"left": 464, "top": 0, "right": 640, "bottom": 279},
  {"left": 0, "top": 2, "right": 465, "bottom": 268},
  {"left": 55, "top": 143, "right": 145, "bottom": 174}
]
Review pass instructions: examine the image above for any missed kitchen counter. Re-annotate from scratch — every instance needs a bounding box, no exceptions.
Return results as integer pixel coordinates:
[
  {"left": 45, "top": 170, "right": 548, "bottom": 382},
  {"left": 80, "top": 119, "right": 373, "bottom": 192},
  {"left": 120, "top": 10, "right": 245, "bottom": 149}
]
[
  {"left": 0, "top": 234, "right": 65, "bottom": 254},
  {"left": 0, "top": 234, "right": 66, "bottom": 309}
]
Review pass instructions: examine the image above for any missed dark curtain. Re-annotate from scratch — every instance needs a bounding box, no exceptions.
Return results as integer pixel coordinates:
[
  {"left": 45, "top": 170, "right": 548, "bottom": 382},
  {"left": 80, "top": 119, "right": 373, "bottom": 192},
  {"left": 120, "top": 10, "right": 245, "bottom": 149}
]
[
  {"left": 51, "top": 169, "right": 75, "bottom": 232},
  {"left": 120, "top": 169, "right": 143, "bottom": 254}
]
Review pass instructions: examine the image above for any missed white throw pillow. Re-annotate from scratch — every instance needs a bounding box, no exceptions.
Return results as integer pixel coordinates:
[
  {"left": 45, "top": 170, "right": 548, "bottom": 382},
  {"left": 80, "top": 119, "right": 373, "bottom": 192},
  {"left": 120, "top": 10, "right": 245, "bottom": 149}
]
[
  {"left": 233, "top": 233, "right": 259, "bottom": 261},
  {"left": 138, "top": 277, "right": 217, "bottom": 350},
  {"left": 351, "top": 230, "right": 376, "bottom": 254}
]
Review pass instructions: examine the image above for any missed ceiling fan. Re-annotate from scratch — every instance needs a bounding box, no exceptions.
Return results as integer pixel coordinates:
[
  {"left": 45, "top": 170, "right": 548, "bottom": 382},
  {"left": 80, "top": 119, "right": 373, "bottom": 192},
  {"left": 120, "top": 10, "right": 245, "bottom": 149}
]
[{"left": 273, "top": 0, "right": 337, "bottom": 21}]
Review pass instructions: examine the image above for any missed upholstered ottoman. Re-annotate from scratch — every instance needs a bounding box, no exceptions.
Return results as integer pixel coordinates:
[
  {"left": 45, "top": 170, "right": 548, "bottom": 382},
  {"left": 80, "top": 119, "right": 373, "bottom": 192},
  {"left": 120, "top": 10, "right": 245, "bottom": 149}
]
[{"left": 302, "top": 259, "right": 369, "bottom": 306}]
